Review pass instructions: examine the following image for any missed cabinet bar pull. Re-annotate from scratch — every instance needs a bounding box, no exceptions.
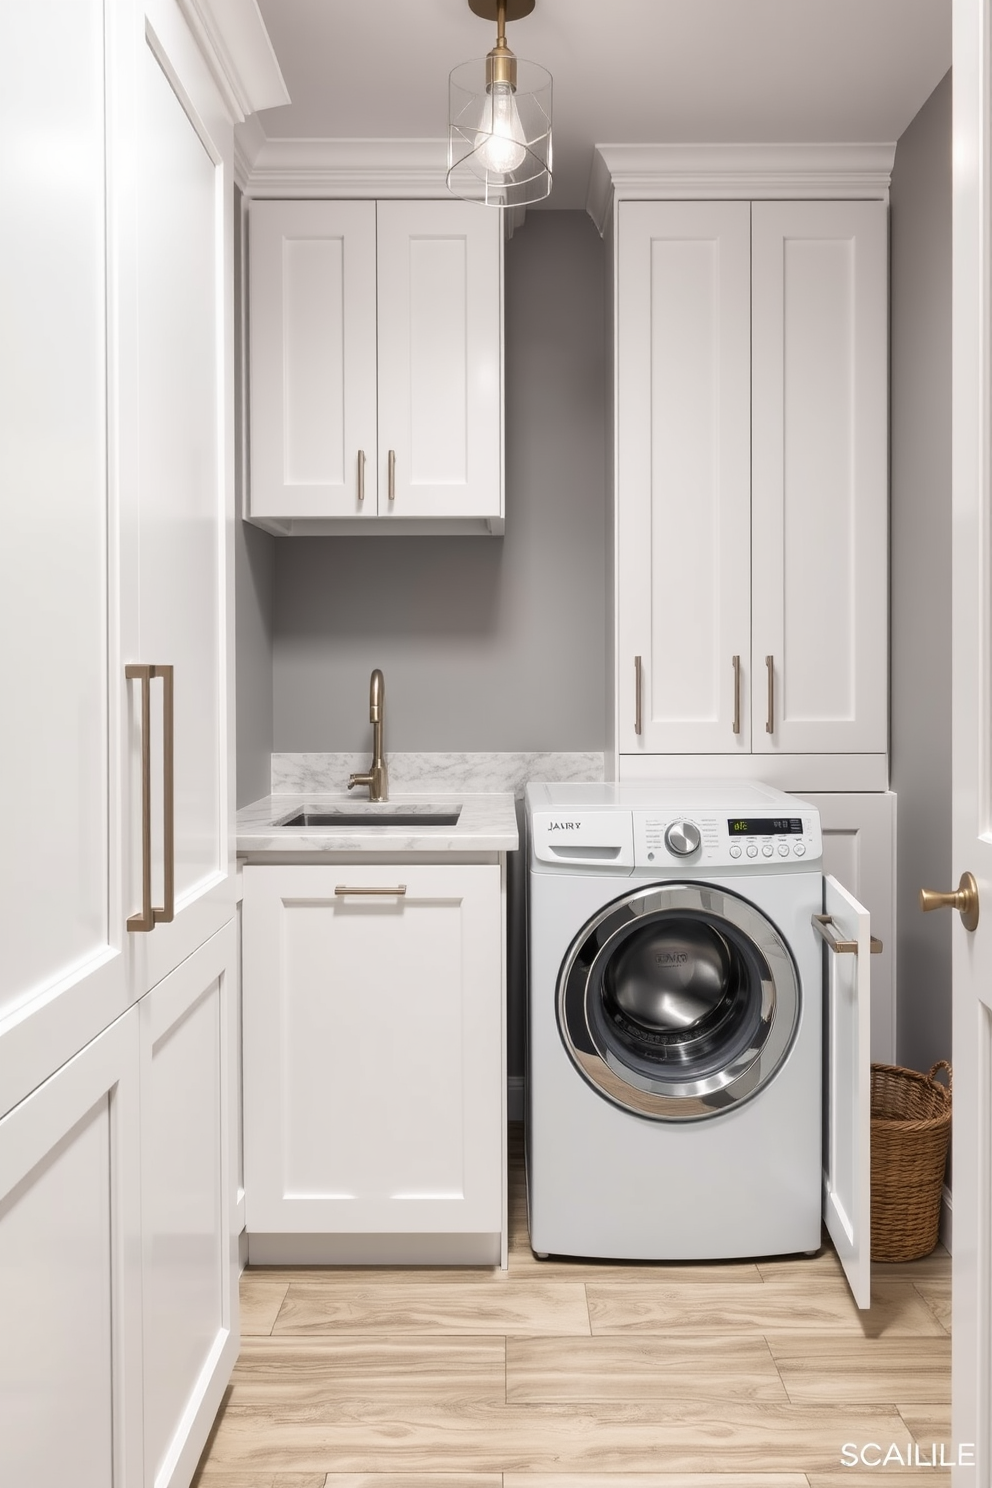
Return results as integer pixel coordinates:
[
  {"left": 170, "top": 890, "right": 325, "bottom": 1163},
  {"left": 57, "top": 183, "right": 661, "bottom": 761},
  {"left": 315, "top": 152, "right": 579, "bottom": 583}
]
[
  {"left": 765, "top": 654, "right": 775, "bottom": 734},
  {"left": 732, "top": 654, "right": 741, "bottom": 734},
  {"left": 634, "top": 655, "right": 642, "bottom": 736},
  {"left": 126, "top": 663, "right": 175, "bottom": 931},
  {"left": 335, "top": 884, "right": 407, "bottom": 896},
  {"left": 357, "top": 449, "right": 366, "bottom": 502},
  {"left": 388, "top": 449, "right": 396, "bottom": 501},
  {"left": 156, "top": 664, "right": 175, "bottom": 925},
  {"left": 813, "top": 914, "right": 883, "bottom": 956},
  {"left": 127, "top": 664, "right": 153, "bottom": 932}
]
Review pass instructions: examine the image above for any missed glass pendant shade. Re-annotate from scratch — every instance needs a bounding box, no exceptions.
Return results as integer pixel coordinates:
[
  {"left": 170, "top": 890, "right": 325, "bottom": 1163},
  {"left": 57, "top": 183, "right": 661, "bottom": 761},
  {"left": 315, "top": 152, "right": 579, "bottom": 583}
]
[{"left": 447, "top": 55, "right": 552, "bottom": 207}]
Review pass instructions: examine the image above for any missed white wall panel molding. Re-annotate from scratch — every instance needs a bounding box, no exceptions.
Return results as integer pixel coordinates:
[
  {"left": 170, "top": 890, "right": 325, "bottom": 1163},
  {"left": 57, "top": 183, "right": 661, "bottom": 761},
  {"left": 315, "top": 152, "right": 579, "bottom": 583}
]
[
  {"left": 173, "top": 0, "right": 288, "bottom": 122},
  {"left": 587, "top": 142, "right": 897, "bottom": 235},
  {"left": 236, "top": 133, "right": 450, "bottom": 198}
]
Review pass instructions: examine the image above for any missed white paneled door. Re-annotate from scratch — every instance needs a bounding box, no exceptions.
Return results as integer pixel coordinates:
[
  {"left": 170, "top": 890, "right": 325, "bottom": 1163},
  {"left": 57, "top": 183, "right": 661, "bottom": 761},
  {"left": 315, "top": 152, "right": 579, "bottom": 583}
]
[{"left": 951, "top": 0, "right": 992, "bottom": 1476}]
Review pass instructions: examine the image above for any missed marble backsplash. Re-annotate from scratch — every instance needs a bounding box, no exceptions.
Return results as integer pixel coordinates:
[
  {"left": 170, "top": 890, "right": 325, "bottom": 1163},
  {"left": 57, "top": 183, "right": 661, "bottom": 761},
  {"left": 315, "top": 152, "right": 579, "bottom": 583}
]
[{"left": 271, "top": 751, "right": 606, "bottom": 797}]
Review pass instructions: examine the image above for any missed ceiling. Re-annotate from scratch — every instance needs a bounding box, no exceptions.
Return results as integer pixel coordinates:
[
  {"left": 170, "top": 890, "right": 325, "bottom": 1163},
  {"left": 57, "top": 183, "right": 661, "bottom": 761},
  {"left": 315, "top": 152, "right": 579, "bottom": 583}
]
[{"left": 250, "top": 0, "right": 952, "bottom": 210}]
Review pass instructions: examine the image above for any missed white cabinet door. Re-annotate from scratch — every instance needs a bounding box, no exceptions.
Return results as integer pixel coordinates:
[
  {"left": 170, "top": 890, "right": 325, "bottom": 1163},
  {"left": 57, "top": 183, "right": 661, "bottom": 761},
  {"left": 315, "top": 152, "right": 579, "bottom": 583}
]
[
  {"left": 819, "top": 874, "right": 873, "bottom": 1311},
  {"left": 249, "top": 200, "right": 378, "bottom": 520},
  {"left": 802, "top": 791, "right": 896, "bottom": 1063},
  {"left": 377, "top": 200, "right": 502, "bottom": 521},
  {"left": 127, "top": 14, "right": 236, "bottom": 997},
  {"left": 139, "top": 919, "right": 239, "bottom": 1488},
  {"left": 243, "top": 863, "right": 503, "bottom": 1243},
  {"left": 0, "top": 0, "right": 134, "bottom": 1118},
  {"left": 616, "top": 201, "right": 751, "bottom": 755},
  {"left": 751, "top": 201, "right": 888, "bottom": 755},
  {"left": 0, "top": 1011, "right": 143, "bottom": 1488}
]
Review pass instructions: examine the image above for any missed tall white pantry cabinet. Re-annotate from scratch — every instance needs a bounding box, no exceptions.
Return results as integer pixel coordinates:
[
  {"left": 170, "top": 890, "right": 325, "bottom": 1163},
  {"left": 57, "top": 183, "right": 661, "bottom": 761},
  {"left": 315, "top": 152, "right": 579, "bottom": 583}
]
[
  {"left": 0, "top": 2, "right": 277, "bottom": 1485},
  {"left": 592, "top": 149, "right": 897, "bottom": 1057}
]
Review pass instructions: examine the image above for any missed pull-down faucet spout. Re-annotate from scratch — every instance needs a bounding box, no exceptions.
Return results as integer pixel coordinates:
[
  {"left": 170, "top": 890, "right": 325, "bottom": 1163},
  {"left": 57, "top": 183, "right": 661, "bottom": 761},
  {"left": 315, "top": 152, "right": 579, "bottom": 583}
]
[{"left": 348, "top": 669, "right": 388, "bottom": 802}]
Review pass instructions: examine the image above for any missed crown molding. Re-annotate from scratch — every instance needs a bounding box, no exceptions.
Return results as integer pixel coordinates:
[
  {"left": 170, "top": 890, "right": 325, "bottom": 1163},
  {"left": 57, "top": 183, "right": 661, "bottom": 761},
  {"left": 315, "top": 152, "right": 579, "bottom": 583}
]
[
  {"left": 236, "top": 135, "right": 454, "bottom": 198},
  {"left": 176, "top": 0, "right": 289, "bottom": 123},
  {"left": 586, "top": 142, "right": 897, "bottom": 235}
]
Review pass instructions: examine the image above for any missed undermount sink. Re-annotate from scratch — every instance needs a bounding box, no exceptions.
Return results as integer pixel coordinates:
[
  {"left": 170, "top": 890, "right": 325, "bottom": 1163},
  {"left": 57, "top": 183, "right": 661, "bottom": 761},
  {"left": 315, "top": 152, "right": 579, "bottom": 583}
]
[{"left": 275, "top": 809, "right": 462, "bottom": 829}]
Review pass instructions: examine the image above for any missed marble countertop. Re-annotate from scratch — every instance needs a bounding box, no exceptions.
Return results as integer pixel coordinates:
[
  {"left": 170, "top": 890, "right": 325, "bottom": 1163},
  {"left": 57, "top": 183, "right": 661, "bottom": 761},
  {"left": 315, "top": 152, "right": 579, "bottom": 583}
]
[{"left": 237, "top": 791, "right": 519, "bottom": 856}]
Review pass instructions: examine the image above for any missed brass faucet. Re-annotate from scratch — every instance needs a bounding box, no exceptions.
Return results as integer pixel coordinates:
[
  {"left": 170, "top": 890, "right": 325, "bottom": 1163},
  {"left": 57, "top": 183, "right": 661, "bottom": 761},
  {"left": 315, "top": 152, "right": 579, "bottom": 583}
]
[{"left": 348, "top": 668, "right": 388, "bottom": 802}]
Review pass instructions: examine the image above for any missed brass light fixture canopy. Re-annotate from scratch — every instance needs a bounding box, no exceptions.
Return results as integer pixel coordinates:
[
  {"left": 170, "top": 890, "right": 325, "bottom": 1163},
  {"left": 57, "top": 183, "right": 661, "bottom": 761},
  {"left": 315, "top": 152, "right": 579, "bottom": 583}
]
[{"left": 447, "top": 0, "right": 552, "bottom": 208}]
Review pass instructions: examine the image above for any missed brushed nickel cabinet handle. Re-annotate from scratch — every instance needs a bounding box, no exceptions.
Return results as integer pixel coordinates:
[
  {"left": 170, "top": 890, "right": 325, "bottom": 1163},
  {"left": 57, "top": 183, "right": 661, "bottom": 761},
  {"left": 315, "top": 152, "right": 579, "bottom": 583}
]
[
  {"left": 335, "top": 884, "right": 407, "bottom": 897},
  {"left": 813, "top": 914, "right": 883, "bottom": 955},
  {"left": 357, "top": 449, "right": 366, "bottom": 502},
  {"left": 634, "top": 655, "right": 642, "bottom": 737},
  {"left": 388, "top": 449, "right": 396, "bottom": 501},
  {"left": 765, "top": 654, "right": 775, "bottom": 734},
  {"left": 732, "top": 654, "right": 741, "bottom": 735},
  {"left": 126, "top": 663, "right": 174, "bottom": 931}
]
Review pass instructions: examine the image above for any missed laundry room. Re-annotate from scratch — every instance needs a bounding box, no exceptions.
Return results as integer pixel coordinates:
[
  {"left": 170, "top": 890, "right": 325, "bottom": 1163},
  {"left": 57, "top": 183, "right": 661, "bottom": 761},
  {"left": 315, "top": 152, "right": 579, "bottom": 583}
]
[{"left": 5, "top": 0, "right": 981, "bottom": 1483}]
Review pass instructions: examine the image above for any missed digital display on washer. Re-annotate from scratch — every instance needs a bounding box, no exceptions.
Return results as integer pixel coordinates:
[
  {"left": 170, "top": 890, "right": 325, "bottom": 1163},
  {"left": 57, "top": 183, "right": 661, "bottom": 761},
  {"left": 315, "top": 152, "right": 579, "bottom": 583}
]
[{"left": 728, "top": 817, "right": 804, "bottom": 836}]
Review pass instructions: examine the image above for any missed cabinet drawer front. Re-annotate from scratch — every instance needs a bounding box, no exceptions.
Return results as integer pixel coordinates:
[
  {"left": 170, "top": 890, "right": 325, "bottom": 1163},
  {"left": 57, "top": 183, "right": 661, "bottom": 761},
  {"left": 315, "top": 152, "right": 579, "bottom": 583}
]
[
  {"left": 250, "top": 200, "right": 378, "bottom": 518},
  {"left": 243, "top": 863, "right": 503, "bottom": 1234},
  {"left": 617, "top": 200, "right": 752, "bottom": 754}
]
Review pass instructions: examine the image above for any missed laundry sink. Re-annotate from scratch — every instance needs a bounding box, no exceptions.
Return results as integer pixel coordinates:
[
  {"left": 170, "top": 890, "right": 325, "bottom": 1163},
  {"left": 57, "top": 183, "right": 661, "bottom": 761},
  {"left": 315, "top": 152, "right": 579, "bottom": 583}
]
[{"left": 275, "top": 809, "right": 462, "bottom": 828}]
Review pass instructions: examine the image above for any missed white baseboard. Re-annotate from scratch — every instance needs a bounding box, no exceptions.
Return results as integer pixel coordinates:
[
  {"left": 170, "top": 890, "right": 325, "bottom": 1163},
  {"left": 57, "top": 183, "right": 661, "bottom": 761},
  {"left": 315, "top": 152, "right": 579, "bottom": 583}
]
[
  {"left": 939, "top": 1183, "right": 953, "bottom": 1254},
  {"left": 508, "top": 1075, "right": 524, "bottom": 1122}
]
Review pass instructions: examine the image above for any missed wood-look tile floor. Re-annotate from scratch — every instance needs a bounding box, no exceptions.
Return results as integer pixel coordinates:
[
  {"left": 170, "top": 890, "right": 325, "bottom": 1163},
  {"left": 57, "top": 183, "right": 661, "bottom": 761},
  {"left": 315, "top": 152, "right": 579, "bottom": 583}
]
[{"left": 193, "top": 1125, "right": 951, "bottom": 1488}]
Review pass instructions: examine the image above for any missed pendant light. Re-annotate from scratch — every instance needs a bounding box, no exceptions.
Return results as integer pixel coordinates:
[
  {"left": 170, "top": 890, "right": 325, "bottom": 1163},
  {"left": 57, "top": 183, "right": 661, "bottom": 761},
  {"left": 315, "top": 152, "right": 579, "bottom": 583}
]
[{"left": 447, "top": 0, "right": 552, "bottom": 208}]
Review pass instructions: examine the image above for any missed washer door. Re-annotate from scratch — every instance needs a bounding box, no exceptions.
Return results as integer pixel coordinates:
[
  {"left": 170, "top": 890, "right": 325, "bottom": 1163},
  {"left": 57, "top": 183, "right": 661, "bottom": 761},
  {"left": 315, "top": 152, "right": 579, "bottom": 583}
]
[{"left": 557, "top": 882, "right": 801, "bottom": 1121}]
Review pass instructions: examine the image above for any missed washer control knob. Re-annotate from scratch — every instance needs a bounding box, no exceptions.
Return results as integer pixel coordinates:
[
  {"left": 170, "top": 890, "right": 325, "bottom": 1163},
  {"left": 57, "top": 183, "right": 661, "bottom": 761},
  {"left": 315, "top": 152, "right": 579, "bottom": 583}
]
[{"left": 665, "top": 820, "right": 701, "bottom": 856}]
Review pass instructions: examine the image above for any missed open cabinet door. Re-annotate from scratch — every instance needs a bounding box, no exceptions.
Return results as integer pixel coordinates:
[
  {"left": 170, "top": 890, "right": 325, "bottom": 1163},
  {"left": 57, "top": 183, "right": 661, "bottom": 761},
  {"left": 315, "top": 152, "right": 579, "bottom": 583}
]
[{"left": 818, "top": 874, "right": 873, "bottom": 1310}]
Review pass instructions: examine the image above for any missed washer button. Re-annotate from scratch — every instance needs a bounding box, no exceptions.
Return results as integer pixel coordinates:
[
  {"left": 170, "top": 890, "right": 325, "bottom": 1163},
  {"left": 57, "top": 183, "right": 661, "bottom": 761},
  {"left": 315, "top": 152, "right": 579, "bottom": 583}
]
[
  {"left": 761, "top": 842, "right": 774, "bottom": 857},
  {"left": 729, "top": 844, "right": 742, "bottom": 860},
  {"left": 794, "top": 843, "right": 806, "bottom": 857},
  {"left": 746, "top": 844, "right": 758, "bottom": 859},
  {"left": 778, "top": 843, "right": 790, "bottom": 857}
]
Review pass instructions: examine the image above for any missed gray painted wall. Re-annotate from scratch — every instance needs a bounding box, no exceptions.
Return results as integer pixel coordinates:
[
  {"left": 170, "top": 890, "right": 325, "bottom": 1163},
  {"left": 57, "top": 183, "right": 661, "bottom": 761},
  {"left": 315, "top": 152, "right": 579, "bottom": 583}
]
[
  {"left": 890, "top": 70, "right": 953, "bottom": 1073},
  {"left": 269, "top": 210, "right": 608, "bottom": 754}
]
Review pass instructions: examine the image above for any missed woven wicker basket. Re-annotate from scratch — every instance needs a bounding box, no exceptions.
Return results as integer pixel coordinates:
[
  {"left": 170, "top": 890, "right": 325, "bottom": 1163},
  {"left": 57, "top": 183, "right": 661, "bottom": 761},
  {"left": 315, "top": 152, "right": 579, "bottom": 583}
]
[{"left": 870, "top": 1060, "right": 952, "bottom": 1262}]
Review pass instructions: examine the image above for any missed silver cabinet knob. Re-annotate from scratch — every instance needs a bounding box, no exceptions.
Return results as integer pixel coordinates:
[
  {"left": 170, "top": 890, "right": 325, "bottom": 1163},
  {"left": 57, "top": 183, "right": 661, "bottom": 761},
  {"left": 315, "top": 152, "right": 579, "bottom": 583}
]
[{"left": 665, "top": 820, "right": 701, "bottom": 856}]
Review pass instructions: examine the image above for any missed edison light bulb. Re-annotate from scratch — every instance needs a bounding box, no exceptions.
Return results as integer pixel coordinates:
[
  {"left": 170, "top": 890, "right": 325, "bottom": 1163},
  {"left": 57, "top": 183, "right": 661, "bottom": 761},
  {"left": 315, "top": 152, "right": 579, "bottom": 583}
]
[{"left": 477, "top": 80, "right": 527, "bottom": 175}]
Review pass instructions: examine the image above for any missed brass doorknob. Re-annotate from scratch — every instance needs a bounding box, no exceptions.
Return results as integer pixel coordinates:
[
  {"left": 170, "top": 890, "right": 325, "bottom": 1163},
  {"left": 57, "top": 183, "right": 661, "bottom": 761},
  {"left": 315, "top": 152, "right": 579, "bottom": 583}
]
[{"left": 920, "top": 871, "right": 980, "bottom": 932}]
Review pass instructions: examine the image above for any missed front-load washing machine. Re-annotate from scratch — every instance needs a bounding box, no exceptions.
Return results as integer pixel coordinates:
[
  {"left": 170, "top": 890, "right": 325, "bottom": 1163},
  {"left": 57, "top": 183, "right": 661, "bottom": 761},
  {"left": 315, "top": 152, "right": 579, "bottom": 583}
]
[{"left": 525, "top": 780, "right": 824, "bottom": 1260}]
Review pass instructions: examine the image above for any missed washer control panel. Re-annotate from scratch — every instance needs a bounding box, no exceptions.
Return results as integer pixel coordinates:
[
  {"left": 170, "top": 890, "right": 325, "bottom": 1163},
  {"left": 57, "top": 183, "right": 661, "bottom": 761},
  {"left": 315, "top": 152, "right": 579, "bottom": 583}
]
[{"left": 634, "top": 811, "right": 821, "bottom": 871}]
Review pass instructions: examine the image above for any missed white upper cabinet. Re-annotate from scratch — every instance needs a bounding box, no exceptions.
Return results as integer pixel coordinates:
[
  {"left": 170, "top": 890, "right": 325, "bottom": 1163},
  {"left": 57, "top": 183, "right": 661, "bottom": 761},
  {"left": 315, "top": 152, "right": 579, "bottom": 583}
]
[
  {"left": 617, "top": 202, "right": 752, "bottom": 755},
  {"left": 751, "top": 201, "right": 888, "bottom": 756},
  {"left": 616, "top": 195, "right": 888, "bottom": 776},
  {"left": 249, "top": 200, "right": 378, "bottom": 520},
  {"left": 248, "top": 198, "right": 503, "bottom": 533}
]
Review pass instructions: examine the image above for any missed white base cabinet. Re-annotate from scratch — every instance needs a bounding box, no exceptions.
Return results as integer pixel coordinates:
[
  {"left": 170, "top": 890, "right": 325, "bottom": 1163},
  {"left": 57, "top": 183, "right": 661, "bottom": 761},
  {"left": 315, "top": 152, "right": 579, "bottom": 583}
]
[
  {"left": 243, "top": 861, "right": 506, "bottom": 1265},
  {"left": 139, "top": 922, "right": 239, "bottom": 1488},
  {"left": 0, "top": 922, "right": 239, "bottom": 1488},
  {"left": 0, "top": 1013, "right": 143, "bottom": 1488}
]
